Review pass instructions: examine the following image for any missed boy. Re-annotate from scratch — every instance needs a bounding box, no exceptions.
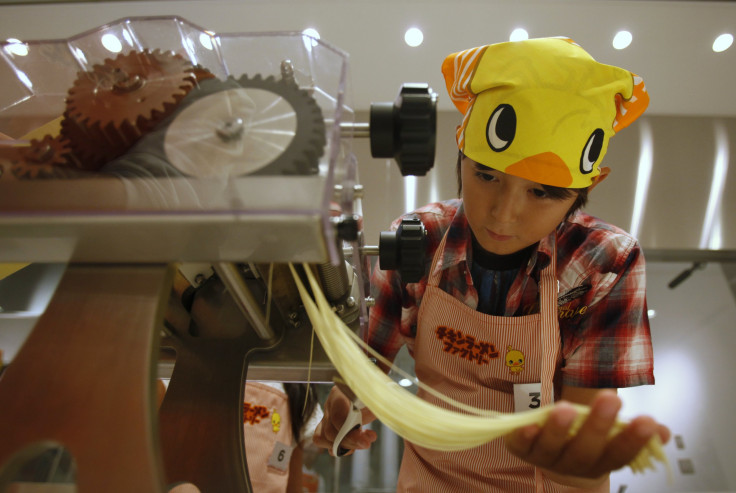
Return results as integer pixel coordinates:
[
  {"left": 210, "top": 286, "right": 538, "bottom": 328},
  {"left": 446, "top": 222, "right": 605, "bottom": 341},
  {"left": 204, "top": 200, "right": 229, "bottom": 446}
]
[{"left": 315, "top": 37, "right": 670, "bottom": 491}]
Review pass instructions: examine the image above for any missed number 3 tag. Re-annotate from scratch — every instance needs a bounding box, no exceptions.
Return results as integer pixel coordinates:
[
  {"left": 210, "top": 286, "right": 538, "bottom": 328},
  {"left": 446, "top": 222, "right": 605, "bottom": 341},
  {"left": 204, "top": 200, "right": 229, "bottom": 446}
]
[
  {"left": 267, "top": 441, "right": 293, "bottom": 472},
  {"left": 513, "top": 382, "right": 542, "bottom": 413}
]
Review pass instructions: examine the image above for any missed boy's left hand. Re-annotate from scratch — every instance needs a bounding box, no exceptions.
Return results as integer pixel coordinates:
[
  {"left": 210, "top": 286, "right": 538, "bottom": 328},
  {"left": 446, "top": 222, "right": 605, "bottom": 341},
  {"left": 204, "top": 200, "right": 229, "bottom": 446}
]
[{"left": 504, "top": 390, "right": 670, "bottom": 481}]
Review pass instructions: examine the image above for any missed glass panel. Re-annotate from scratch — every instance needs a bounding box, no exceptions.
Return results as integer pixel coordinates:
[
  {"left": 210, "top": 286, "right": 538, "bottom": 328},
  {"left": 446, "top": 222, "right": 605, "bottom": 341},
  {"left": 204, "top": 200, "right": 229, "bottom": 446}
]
[{"left": 0, "top": 17, "right": 355, "bottom": 265}]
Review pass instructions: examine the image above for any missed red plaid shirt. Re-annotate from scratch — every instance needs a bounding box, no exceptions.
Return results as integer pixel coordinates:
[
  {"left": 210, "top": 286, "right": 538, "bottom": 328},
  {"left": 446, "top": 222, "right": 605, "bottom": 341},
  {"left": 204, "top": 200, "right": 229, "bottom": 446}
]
[{"left": 367, "top": 199, "right": 655, "bottom": 389}]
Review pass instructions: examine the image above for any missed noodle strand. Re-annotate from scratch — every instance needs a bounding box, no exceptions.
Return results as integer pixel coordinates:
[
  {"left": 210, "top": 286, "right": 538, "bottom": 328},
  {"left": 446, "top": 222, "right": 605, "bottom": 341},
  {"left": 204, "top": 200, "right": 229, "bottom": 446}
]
[{"left": 289, "top": 263, "right": 669, "bottom": 475}]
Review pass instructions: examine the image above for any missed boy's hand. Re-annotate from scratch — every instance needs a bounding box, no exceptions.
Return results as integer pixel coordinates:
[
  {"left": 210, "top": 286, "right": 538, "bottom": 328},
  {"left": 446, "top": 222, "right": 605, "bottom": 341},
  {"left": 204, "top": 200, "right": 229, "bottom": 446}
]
[
  {"left": 504, "top": 390, "right": 670, "bottom": 484},
  {"left": 312, "top": 385, "right": 377, "bottom": 455}
]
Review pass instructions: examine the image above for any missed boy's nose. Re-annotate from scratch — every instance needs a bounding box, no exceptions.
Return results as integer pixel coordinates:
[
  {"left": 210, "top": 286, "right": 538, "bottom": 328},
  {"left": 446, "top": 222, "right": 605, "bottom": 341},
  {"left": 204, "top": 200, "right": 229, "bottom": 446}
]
[{"left": 490, "top": 186, "right": 522, "bottom": 223}]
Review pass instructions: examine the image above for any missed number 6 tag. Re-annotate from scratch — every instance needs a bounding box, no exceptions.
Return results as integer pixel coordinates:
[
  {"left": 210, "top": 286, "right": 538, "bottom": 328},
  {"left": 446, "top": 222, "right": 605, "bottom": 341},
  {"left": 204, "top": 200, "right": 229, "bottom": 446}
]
[
  {"left": 267, "top": 441, "right": 293, "bottom": 472},
  {"left": 513, "top": 382, "right": 542, "bottom": 413}
]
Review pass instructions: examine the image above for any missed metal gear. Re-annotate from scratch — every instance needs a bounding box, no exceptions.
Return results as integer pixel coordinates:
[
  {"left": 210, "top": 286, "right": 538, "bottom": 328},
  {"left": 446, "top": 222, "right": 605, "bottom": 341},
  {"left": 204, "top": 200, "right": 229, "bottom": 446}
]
[
  {"left": 159, "top": 72, "right": 326, "bottom": 178},
  {"left": 60, "top": 49, "right": 202, "bottom": 170},
  {"left": 6, "top": 135, "right": 88, "bottom": 179}
]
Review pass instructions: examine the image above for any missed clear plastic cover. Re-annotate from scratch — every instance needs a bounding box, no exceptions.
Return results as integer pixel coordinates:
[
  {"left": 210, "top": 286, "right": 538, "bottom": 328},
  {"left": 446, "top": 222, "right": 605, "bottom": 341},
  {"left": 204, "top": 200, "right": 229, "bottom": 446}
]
[{"left": 0, "top": 16, "right": 356, "bottom": 264}]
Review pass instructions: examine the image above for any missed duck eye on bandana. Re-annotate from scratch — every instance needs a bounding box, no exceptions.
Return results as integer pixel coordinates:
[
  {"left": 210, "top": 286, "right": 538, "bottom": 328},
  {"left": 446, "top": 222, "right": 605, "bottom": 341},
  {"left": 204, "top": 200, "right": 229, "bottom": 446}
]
[{"left": 442, "top": 37, "right": 649, "bottom": 188}]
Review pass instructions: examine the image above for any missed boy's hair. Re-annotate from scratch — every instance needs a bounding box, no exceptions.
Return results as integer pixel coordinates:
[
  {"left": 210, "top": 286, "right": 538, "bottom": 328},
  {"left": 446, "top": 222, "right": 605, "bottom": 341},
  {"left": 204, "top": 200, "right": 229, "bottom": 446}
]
[{"left": 455, "top": 151, "right": 588, "bottom": 217}]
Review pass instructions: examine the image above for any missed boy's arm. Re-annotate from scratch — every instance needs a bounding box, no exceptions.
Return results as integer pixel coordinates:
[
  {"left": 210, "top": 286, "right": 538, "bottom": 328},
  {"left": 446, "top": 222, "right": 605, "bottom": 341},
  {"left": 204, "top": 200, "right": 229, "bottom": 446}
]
[{"left": 505, "top": 386, "right": 670, "bottom": 488}]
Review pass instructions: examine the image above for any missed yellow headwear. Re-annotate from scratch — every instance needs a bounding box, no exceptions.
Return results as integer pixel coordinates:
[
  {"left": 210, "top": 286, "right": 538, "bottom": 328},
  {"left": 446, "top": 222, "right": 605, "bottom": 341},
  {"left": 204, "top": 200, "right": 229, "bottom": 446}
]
[{"left": 442, "top": 37, "right": 648, "bottom": 188}]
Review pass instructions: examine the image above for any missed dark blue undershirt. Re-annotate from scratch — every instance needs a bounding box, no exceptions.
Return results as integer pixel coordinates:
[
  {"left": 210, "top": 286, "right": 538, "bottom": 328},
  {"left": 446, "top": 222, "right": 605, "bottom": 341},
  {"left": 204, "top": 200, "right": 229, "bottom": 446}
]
[{"left": 470, "top": 236, "right": 536, "bottom": 316}]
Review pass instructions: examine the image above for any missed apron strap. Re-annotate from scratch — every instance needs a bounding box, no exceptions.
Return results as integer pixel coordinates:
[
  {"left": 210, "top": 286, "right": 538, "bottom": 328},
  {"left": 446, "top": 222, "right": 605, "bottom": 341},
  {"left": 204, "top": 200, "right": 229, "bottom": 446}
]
[
  {"left": 427, "top": 230, "right": 449, "bottom": 287},
  {"left": 535, "top": 233, "right": 560, "bottom": 492},
  {"left": 539, "top": 234, "right": 559, "bottom": 407}
]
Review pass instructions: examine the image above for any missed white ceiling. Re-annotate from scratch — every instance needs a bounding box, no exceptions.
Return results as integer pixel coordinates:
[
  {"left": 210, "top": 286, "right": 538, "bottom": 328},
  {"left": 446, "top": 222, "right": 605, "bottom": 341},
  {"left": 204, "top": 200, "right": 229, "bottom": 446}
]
[{"left": 0, "top": 0, "right": 735, "bottom": 117}]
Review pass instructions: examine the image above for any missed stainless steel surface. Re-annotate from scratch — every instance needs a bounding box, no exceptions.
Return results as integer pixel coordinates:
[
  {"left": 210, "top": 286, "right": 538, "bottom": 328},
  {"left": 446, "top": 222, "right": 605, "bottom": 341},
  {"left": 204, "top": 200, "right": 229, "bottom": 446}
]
[
  {"left": 0, "top": 209, "right": 329, "bottom": 263},
  {"left": 212, "top": 262, "right": 277, "bottom": 342},
  {"left": 340, "top": 122, "right": 371, "bottom": 139},
  {"left": 158, "top": 359, "right": 340, "bottom": 384},
  {"left": 359, "top": 246, "right": 380, "bottom": 256}
]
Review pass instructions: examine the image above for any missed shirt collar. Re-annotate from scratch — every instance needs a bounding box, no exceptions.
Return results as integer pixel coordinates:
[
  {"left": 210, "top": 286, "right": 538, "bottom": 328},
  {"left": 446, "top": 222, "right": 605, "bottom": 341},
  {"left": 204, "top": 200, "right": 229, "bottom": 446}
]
[{"left": 532, "top": 231, "right": 554, "bottom": 274}]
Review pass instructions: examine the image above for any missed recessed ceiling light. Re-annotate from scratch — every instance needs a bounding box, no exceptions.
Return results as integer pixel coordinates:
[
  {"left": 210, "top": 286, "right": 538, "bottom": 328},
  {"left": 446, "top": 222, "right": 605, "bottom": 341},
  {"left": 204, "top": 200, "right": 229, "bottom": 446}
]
[
  {"left": 3, "top": 38, "right": 28, "bottom": 57},
  {"left": 303, "top": 28, "right": 320, "bottom": 40},
  {"left": 199, "top": 32, "right": 214, "bottom": 50},
  {"left": 613, "top": 30, "right": 632, "bottom": 50},
  {"left": 510, "top": 28, "right": 528, "bottom": 42},
  {"left": 405, "top": 27, "right": 424, "bottom": 47},
  {"left": 101, "top": 33, "right": 123, "bottom": 53},
  {"left": 302, "top": 28, "right": 320, "bottom": 50},
  {"left": 713, "top": 33, "right": 733, "bottom": 53}
]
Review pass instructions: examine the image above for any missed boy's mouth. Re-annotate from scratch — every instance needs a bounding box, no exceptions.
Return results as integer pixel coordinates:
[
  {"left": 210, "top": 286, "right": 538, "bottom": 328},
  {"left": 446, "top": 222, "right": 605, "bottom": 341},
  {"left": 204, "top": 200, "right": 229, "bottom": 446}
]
[{"left": 486, "top": 229, "right": 513, "bottom": 241}]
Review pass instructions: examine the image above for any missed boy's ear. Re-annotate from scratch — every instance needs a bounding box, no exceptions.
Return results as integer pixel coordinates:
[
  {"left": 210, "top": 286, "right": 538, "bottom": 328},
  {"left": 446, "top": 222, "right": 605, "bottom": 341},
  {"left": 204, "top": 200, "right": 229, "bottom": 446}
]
[{"left": 588, "top": 166, "right": 610, "bottom": 192}]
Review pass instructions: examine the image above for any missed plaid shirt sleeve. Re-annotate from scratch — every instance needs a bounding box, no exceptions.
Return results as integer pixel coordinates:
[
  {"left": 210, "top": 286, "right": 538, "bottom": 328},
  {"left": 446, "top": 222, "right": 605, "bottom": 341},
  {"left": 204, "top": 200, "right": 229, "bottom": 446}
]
[
  {"left": 557, "top": 213, "right": 655, "bottom": 388},
  {"left": 366, "top": 259, "right": 410, "bottom": 363},
  {"left": 365, "top": 201, "right": 460, "bottom": 362},
  {"left": 365, "top": 204, "right": 655, "bottom": 388}
]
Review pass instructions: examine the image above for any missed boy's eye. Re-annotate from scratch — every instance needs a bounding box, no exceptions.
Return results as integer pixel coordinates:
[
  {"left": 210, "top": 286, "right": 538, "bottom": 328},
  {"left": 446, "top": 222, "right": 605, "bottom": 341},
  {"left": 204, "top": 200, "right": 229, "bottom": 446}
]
[
  {"left": 474, "top": 171, "right": 496, "bottom": 182},
  {"left": 531, "top": 188, "right": 548, "bottom": 198}
]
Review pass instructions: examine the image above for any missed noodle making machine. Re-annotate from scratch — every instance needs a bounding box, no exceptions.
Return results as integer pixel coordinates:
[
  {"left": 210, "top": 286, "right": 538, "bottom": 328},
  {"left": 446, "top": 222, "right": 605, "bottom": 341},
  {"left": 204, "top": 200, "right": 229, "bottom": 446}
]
[{"left": 0, "top": 17, "right": 435, "bottom": 492}]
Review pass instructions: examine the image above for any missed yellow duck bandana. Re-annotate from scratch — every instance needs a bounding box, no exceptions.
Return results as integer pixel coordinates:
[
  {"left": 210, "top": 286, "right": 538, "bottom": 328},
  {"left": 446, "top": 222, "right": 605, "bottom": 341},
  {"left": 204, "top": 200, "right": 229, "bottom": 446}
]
[{"left": 442, "top": 37, "right": 648, "bottom": 188}]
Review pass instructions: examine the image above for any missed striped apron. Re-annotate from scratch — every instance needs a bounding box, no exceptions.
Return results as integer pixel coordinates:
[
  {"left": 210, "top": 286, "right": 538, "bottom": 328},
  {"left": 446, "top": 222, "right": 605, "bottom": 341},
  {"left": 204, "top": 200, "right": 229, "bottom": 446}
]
[
  {"left": 243, "top": 382, "right": 295, "bottom": 493},
  {"left": 396, "top": 232, "right": 609, "bottom": 492}
]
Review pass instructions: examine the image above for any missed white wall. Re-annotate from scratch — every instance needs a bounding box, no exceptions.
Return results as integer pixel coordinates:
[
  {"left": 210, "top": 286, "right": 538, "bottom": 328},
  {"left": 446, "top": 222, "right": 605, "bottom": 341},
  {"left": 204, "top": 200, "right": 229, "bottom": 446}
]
[{"left": 612, "top": 262, "right": 736, "bottom": 492}]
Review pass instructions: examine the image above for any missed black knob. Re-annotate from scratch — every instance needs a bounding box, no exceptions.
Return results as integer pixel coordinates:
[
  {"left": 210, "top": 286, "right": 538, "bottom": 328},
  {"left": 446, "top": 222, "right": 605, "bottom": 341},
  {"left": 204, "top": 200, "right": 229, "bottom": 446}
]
[
  {"left": 369, "top": 83, "right": 437, "bottom": 176},
  {"left": 336, "top": 214, "right": 360, "bottom": 242},
  {"left": 378, "top": 215, "right": 427, "bottom": 283}
]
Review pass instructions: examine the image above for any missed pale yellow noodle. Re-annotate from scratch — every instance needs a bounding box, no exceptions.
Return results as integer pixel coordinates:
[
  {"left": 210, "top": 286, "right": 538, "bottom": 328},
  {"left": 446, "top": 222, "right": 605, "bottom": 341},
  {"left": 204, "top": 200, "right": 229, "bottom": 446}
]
[{"left": 289, "top": 263, "right": 669, "bottom": 474}]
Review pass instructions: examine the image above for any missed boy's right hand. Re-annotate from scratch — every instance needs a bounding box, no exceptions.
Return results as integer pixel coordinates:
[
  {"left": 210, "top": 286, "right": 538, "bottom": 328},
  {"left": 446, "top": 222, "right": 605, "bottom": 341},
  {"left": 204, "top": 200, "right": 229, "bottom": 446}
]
[{"left": 312, "top": 385, "right": 378, "bottom": 455}]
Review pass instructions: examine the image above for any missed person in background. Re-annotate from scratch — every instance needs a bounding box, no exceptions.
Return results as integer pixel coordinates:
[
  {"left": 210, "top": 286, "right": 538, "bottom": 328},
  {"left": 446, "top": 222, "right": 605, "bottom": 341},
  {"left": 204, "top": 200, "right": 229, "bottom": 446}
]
[
  {"left": 313, "top": 37, "right": 670, "bottom": 491},
  {"left": 243, "top": 381, "right": 323, "bottom": 493},
  {"left": 165, "top": 381, "right": 323, "bottom": 493}
]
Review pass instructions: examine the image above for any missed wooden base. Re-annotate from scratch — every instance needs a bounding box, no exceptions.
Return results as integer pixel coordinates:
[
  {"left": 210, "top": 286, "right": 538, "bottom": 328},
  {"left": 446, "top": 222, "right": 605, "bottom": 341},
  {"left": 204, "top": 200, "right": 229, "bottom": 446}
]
[
  {"left": 159, "top": 337, "right": 252, "bottom": 492},
  {"left": 0, "top": 264, "right": 173, "bottom": 492},
  {"left": 157, "top": 271, "right": 281, "bottom": 493}
]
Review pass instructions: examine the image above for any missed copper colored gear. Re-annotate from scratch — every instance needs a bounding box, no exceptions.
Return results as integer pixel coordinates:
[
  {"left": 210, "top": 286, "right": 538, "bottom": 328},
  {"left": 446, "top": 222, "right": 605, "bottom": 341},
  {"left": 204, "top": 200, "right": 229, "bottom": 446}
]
[
  {"left": 60, "top": 49, "right": 201, "bottom": 170},
  {"left": 8, "top": 135, "right": 87, "bottom": 179},
  {"left": 192, "top": 64, "right": 217, "bottom": 84}
]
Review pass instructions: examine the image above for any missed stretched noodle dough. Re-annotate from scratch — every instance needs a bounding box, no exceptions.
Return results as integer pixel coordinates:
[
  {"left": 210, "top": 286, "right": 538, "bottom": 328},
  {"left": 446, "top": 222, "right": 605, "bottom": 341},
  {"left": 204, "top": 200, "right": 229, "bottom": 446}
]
[{"left": 289, "top": 263, "right": 668, "bottom": 474}]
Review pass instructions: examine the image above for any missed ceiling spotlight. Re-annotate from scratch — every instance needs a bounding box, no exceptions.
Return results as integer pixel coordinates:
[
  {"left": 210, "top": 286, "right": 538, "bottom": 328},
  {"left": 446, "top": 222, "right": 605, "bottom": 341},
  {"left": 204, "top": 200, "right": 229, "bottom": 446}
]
[
  {"left": 302, "top": 28, "right": 320, "bottom": 50},
  {"left": 405, "top": 27, "right": 424, "bottom": 47},
  {"left": 199, "top": 32, "right": 215, "bottom": 50},
  {"left": 101, "top": 33, "right": 123, "bottom": 53},
  {"left": 713, "top": 33, "right": 733, "bottom": 53},
  {"left": 3, "top": 38, "right": 28, "bottom": 57},
  {"left": 303, "top": 28, "right": 320, "bottom": 40},
  {"left": 613, "top": 31, "right": 632, "bottom": 50},
  {"left": 510, "top": 28, "right": 529, "bottom": 42}
]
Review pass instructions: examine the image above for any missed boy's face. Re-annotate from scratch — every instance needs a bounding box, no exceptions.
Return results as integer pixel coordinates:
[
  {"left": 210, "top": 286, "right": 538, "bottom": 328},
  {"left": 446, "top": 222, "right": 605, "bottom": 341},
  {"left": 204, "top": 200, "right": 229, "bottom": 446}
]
[{"left": 461, "top": 156, "right": 577, "bottom": 255}]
